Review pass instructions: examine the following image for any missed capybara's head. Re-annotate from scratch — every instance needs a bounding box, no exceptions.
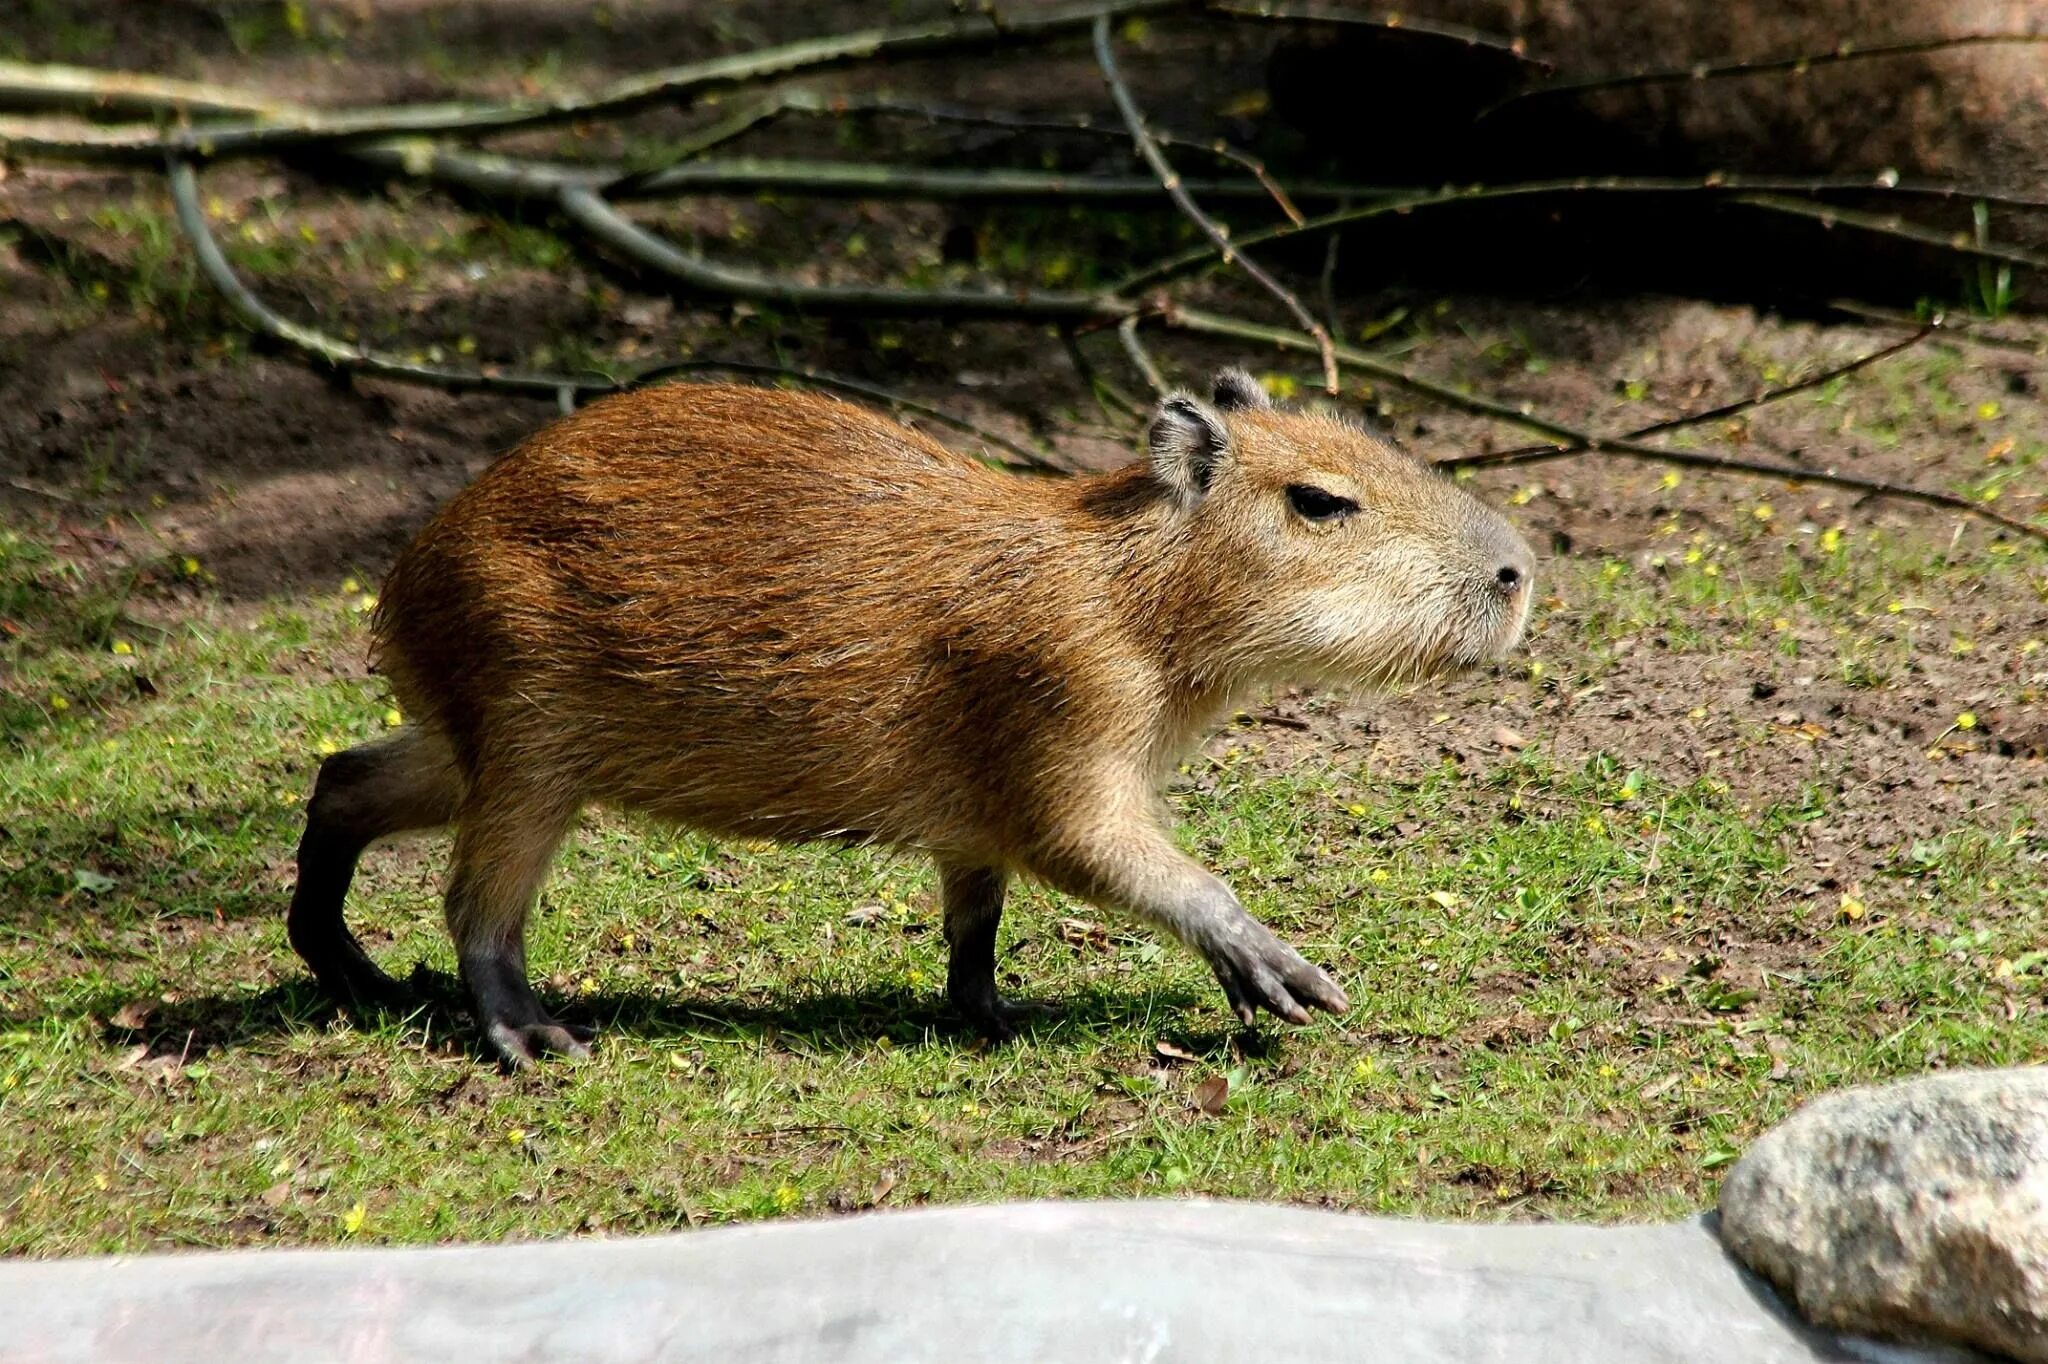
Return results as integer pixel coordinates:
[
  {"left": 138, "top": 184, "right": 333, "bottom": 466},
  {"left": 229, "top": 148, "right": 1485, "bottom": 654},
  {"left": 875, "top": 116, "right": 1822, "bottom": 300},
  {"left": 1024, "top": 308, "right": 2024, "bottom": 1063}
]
[{"left": 1143, "top": 368, "right": 1535, "bottom": 689}]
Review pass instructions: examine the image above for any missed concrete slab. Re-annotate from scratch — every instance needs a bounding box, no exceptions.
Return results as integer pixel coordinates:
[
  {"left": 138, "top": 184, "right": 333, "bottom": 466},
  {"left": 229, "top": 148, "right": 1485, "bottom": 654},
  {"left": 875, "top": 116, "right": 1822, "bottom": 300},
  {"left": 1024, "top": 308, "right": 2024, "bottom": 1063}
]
[{"left": 0, "top": 1201, "right": 1987, "bottom": 1363}]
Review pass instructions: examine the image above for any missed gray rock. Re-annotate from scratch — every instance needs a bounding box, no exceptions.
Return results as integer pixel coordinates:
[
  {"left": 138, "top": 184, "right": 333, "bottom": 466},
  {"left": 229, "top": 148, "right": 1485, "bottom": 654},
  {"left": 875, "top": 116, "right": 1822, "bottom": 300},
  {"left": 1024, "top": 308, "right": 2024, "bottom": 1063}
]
[
  {"left": 1720, "top": 1067, "right": 2048, "bottom": 1363},
  {"left": 0, "top": 1201, "right": 1982, "bottom": 1363}
]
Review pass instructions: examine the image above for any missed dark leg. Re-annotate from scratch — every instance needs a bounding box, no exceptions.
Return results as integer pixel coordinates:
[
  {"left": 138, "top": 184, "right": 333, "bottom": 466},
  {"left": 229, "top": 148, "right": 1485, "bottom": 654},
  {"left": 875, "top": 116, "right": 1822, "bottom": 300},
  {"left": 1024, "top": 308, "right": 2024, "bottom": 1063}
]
[
  {"left": 940, "top": 860, "right": 1040, "bottom": 1042},
  {"left": 289, "top": 728, "right": 461, "bottom": 1007},
  {"left": 443, "top": 786, "right": 588, "bottom": 1070}
]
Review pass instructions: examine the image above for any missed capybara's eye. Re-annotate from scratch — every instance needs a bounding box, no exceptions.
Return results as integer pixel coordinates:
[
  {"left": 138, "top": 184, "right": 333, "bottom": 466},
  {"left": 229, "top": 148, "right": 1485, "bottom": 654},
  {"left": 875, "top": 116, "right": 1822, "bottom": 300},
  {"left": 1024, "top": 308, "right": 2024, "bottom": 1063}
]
[{"left": 1285, "top": 484, "right": 1358, "bottom": 523}]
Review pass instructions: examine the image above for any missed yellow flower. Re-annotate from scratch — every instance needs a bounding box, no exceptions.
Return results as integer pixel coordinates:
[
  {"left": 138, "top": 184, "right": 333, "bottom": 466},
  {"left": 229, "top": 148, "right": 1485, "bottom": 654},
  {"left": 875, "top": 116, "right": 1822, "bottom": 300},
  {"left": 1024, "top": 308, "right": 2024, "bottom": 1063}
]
[
  {"left": 772, "top": 1183, "right": 801, "bottom": 1213},
  {"left": 340, "top": 577, "right": 361, "bottom": 594},
  {"left": 1658, "top": 471, "right": 1680, "bottom": 491},
  {"left": 1752, "top": 503, "right": 1774, "bottom": 522},
  {"left": 1839, "top": 892, "right": 1866, "bottom": 921},
  {"left": 181, "top": 556, "right": 201, "bottom": 576},
  {"left": 111, "top": 640, "right": 134, "bottom": 655},
  {"left": 1819, "top": 527, "right": 1843, "bottom": 553},
  {"left": 383, "top": 708, "right": 403, "bottom": 728},
  {"left": 49, "top": 694, "right": 69, "bottom": 712},
  {"left": 1956, "top": 712, "right": 1978, "bottom": 730},
  {"left": 341, "top": 1201, "right": 367, "bottom": 1235},
  {"left": 506, "top": 1127, "right": 526, "bottom": 1144}
]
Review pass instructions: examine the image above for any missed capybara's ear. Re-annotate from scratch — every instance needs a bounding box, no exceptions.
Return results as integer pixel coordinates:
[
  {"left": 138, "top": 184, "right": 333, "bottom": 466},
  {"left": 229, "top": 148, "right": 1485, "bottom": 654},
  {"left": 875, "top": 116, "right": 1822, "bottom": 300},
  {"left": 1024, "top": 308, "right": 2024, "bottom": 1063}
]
[
  {"left": 1209, "top": 367, "right": 1271, "bottom": 413},
  {"left": 1146, "top": 393, "right": 1234, "bottom": 508}
]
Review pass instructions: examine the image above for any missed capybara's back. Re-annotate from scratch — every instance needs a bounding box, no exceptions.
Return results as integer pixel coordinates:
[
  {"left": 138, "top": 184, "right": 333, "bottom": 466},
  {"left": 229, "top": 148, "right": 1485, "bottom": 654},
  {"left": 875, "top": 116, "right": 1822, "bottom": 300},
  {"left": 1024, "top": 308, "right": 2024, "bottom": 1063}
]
[
  {"left": 292, "top": 375, "right": 1535, "bottom": 1067},
  {"left": 376, "top": 384, "right": 1136, "bottom": 858}
]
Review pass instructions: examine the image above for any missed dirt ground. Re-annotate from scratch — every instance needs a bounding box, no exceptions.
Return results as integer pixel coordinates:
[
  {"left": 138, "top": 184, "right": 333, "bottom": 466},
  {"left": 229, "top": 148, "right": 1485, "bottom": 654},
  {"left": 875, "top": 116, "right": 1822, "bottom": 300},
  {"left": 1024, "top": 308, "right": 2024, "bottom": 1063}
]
[{"left": 1, "top": 3, "right": 2045, "bottom": 1241}]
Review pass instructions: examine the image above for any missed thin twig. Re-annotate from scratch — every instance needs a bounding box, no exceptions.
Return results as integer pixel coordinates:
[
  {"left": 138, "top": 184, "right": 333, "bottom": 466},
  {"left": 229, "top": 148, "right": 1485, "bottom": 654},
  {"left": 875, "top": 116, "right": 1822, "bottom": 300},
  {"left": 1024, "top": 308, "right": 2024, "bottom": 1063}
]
[
  {"left": 1442, "top": 327, "right": 1935, "bottom": 468},
  {"left": 1730, "top": 193, "right": 2048, "bottom": 271},
  {"left": 1117, "top": 174, "right": 2048, "bottom": 294},
  {"left": 1060, "top": 326, "right": 1148, "bottom": 421},
  {"left": 1481, "top": 32, "right": 2048, "bottom": 121},
  {"left": 1205, "top": 1, "right": 1543, "bottom": 65},
  {"left": 1093, "top": 15, "right": 1338, "bottom": 393},
  {"left": 1825, "top": 299, "right": 2048, "bottom": 361},
  {"left": 809, "top": 93, "right": 1307, "bottom": 224},
  {"left": 625, "top": 360, "right": 1058, "bottom": 469},
  {"left": 1318, "top": 217, "right": 1345, "bottom": 338},
  {"left": 1165, "top": 307, "right": 2048, "bottom": 543},
  {"left": 1118, "top": 313, "right": 1171, "bottom": 396}
]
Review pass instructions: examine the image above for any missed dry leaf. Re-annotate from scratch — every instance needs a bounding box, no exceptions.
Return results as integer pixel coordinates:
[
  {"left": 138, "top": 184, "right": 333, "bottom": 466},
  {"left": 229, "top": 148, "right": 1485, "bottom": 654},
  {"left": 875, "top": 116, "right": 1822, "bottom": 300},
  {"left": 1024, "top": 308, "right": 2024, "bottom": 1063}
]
[
  {"left": 111, "top": 999, "right": 157, "bottom": 1030},
  {"left": 1491, "top": 725, "right": 1529, "bottom": 750},
  {"left": 1638, "top": 1074, "right": 1680, "bottom": 1100},
  {"left": 1056, "top": 917, "right": 1111, "bottom": 952},
  {"left": 1191, "top": 1074, "right": 1229, "bottom": 1115},
  {"left": 113, "top": 1043, "right": 150, "bottom": 1071},
  {"left": 260, "top": 1181, "right": 290, "bottom": 1208},
  {"left": 871, "top": 1171, "right": 896, "bottom": 1206},
  {"left": 1154, "top": 1040, "right": 1199, "bottom": 1063}
]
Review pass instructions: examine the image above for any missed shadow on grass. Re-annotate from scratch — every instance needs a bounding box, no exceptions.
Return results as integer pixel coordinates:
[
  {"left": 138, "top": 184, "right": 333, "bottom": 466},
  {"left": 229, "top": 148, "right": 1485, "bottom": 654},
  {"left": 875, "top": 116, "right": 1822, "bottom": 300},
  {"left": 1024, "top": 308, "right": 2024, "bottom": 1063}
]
[{"left": 67, "top": 968, "right": 1222, "bottom": 1069}]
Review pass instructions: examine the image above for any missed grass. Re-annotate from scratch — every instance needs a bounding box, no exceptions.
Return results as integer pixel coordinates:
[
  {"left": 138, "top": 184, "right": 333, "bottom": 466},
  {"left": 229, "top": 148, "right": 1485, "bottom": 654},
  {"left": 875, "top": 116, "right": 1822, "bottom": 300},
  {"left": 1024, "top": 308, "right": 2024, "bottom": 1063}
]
[{"left": 2, "top": 519, "right": 2044, "bottom": 1256}]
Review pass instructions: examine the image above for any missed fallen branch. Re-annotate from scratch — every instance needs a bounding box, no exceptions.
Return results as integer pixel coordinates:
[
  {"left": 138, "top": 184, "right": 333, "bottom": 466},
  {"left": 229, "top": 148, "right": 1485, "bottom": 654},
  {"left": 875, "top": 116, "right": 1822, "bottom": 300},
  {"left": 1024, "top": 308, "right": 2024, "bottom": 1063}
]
[
  {"left": 1167, "top": 307, "right": 2048, "bottom": 543},
  {"left": 3, "top": 2, "right": 1185, "bottom": 160},
  {"left": 1094, "top": 15, "right": 1338, "bottom": 392},
  {"left": 166, "top": 156, "right": 586, "bottom": 397},
  {"left": 557, "top": 184, "right": 1125, "bottom": 319},
  {"left": 164, "top": 157, "right": 1054, "bottom": 469},
  {"left": 607, "top": 157, "right": 1347, "bottom": 205}
]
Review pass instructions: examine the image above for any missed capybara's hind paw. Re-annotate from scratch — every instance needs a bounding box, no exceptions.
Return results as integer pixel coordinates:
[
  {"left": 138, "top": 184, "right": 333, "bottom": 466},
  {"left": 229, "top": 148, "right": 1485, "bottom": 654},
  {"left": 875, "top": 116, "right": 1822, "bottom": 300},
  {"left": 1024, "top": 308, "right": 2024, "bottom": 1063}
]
[{"left": 487, "top": 1019, "right": 595, "bottom": 1071}]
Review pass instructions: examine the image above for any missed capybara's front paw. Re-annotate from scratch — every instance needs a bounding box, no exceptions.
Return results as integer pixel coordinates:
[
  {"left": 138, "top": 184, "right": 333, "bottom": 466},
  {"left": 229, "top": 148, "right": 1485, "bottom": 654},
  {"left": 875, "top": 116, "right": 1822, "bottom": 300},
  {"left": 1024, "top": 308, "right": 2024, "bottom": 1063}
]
[{"left": 1201, "top": 919, "right": 1350, "bottom": 1026}]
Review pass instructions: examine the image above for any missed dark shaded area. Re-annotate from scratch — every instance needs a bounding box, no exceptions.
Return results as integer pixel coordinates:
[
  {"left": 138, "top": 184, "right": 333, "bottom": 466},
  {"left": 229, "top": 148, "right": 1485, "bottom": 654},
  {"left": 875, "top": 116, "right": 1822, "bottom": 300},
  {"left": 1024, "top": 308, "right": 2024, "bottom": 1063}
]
[
  {"left": 63, "top": 969, "right": 1216, "bottom": 1068},
  {"left": 1262, "top": 28, "right": 2010, "bottom": 316}
]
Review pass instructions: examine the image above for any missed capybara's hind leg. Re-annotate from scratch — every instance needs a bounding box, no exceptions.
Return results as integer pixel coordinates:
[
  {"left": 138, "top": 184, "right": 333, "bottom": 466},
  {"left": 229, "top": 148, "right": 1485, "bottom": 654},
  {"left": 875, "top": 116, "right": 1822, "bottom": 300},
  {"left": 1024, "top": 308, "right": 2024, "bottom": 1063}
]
[
  {"left": 444, "top": 786, "right": 587, "bottom": 1069},
  {"left": 940, "top": 860, "right": 1046, "bottom": 1042},
  {"left": 289, "top": 728, "right": 462, "bottom": 1006}
]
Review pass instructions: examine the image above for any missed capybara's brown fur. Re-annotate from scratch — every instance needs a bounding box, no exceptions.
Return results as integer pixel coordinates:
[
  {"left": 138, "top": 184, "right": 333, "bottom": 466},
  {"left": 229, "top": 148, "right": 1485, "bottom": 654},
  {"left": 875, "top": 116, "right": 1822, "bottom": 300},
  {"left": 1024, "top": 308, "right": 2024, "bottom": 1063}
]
[{"left": 289, "top": 371, "right": 1534, "bottom": 1066}]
